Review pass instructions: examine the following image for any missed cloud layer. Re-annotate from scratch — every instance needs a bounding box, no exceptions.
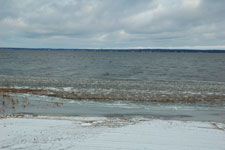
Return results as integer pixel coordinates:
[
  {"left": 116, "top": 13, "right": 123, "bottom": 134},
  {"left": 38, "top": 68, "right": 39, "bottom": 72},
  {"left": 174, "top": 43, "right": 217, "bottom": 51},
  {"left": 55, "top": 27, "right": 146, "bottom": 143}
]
[{"left": 0, "top": 0, "right": 225, "bottom": 49}]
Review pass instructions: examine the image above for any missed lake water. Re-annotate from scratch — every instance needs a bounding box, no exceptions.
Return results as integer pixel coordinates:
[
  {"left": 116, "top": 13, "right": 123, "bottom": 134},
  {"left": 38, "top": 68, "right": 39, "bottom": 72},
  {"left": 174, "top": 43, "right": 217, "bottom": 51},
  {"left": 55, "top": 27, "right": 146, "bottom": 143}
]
[
  {"left": 0, "top": 50, "right": 225, "bottom": 121},
  {"left": 1, "top": 50, "right": 225, "bottom": 81}
]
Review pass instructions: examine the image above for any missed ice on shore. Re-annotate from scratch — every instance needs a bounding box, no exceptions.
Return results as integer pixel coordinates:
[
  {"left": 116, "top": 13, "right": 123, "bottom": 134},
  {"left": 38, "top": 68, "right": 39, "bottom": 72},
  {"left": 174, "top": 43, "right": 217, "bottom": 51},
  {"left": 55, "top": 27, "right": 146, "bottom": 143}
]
[{"left": 0, "top": 117, "right": 225, "bottom": 150}]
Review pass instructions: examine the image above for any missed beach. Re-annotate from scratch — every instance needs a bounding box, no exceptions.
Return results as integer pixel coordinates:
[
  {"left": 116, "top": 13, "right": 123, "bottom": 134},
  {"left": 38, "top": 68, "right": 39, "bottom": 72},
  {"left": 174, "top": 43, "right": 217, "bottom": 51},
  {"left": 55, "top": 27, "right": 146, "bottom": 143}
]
[
  {"left": 1, "top": 0, "right": 225, "bottom": 149},
  {"left": 0, "top": 116, "right": 225, "bottom": 150}
]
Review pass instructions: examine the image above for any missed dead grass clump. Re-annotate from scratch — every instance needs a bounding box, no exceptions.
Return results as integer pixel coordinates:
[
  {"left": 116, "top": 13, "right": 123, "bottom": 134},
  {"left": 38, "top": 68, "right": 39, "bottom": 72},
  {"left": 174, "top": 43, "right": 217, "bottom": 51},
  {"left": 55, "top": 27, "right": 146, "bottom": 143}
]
[
  {"left": 2, "top": 93, "right": 10, "bottom": 98},
  {"left": 2, "top": 100, "right": 5, "bottom": 106},
  {"left": 151, "top": 99, "right": 175, "bottom": 103},
  {"left": 0, "top": 114, "right": 25, "bottom": 119},
  {"left": 0, "top": 88, "right": 44, "bottom": 94},
  {"left": 16, "top": 99, "right": 19, "bottom": 104},
  {"left": 53, "top": 102, "right": 64, "bottom": 107},
  {"left": 120, "top": 117, "right": 127, "bottom": 121},
  {"left": 22, "top": 103, "right": 27, "bottom": 108},
  {"left": 14, "top": 114, "right": 25, "bottom": 118},
  {"left": 10, "top": 98, "right": 16, "bottom": 105}
]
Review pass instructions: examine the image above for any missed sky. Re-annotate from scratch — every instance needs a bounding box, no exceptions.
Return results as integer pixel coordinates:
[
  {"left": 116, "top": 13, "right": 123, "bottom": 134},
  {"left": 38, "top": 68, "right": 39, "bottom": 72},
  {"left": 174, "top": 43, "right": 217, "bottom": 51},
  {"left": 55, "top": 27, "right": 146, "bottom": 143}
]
[{"left": 0, "top": 0, "right": 225, "bottom": 49}]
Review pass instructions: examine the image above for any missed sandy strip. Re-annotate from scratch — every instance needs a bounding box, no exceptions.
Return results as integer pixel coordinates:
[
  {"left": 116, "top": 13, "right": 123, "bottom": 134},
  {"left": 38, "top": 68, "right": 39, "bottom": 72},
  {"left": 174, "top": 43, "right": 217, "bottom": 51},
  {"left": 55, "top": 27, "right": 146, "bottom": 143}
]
[{"left": 0, "top": 117, "right": 225, "bottom": 150}]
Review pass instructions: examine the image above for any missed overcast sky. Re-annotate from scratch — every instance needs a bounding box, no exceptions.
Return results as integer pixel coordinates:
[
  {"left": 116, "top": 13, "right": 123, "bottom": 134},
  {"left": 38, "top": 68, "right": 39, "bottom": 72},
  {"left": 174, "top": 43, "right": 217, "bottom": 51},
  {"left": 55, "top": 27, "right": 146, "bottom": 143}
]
[{"left": 0, "top": 0, "right": 225, "bottom": 49}]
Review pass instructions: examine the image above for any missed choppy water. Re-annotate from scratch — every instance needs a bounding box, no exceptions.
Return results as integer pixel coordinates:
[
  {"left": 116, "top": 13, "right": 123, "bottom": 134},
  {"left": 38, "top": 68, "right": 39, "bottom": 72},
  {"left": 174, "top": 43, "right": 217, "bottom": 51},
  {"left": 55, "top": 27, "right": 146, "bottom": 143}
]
[
  {"left": 0, "top": 50, "right": 225, "bottom": 121},
  {"left": 1, "top": 50, "right": 225, "bottom": 81}
]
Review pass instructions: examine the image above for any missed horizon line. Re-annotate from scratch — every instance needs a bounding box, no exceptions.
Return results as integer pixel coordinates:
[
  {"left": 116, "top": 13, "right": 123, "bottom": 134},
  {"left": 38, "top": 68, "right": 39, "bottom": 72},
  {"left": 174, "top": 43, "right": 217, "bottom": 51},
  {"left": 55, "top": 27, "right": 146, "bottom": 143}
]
[
  {"left": 1, "top": 47, "right": 225, "bottom": 53},
  {"left": 0, "top": 46, "right": 225, "bottom": 51}
]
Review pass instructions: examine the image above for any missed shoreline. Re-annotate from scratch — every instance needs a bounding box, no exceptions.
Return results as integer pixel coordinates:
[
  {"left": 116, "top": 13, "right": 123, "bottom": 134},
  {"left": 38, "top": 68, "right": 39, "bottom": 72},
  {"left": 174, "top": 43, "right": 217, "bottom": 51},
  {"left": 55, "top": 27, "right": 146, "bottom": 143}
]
[{"left": 1, "top": 90, "right": 225, "bottom": 122}]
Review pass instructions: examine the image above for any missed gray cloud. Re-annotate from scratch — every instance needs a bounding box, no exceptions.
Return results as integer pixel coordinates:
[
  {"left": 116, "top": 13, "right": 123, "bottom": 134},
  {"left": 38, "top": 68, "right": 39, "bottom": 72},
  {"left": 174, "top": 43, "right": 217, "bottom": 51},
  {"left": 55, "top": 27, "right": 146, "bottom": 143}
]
[{"left": 0, "top": 0, "right": 225, "bottom": 49}]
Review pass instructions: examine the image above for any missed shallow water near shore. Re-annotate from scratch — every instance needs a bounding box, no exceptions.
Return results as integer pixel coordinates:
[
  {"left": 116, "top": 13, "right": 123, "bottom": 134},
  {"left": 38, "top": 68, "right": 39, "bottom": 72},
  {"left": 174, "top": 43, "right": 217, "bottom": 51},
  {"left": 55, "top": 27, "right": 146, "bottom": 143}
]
[{"left": 1, "top": 92, "right": 225, "bottom": 122}]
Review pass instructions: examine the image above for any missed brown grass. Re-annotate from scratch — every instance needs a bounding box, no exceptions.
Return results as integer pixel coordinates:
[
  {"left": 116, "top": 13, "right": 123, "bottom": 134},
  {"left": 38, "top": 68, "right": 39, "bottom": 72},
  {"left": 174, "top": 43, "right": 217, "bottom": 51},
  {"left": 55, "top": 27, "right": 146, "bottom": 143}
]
[
  {"left": 151, "top": 99, "right": 176, "bottom": 103},
  {"left": 1, "top": 88, "right": 225, "bottom": 104},
  {"left": 2, "top": 100, "right": 5, "bottom": 106},
  {"left": 0, "top": 114, "right": 25, "bottom": 119},
  {"left": 0, "top": 88, "right": 44, "bottom": 94},
  {"left": 23, "top": 103, "right": 27, "bottom": 108},
  {"left": 53, "top": 102, "right": 64, "bottom": 107},
  {"left": 0, "top": 90, "right": 18, "bottom": 106},
  {"left": 120, "top": 117, "right": 127, "bottom": 120}
]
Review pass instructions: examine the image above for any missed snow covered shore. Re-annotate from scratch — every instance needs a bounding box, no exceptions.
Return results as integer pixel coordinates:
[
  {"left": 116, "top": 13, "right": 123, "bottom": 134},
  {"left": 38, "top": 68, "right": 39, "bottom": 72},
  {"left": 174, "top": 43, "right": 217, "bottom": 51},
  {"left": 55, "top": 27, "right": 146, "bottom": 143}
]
[{"left": 0, "top": 116, "right": 225, "bottom": 150}]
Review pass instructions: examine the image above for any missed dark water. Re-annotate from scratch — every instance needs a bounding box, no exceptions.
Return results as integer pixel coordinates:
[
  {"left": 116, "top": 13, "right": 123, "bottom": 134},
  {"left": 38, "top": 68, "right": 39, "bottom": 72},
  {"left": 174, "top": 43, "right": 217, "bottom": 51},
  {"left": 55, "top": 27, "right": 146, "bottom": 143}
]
[
  {"left": 0, "top": 50, "right": 225, "bottom": 121},
  {"left": 1, "top": 50, "right": 225, "bottom": 81}
]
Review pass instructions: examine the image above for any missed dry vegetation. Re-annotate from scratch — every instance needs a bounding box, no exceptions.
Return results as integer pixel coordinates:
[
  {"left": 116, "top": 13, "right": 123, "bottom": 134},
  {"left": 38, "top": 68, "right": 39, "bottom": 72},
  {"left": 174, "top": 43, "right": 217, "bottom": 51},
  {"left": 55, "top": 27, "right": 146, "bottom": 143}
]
[
  {"left": 0, "top": 89, "right": 64, "bottom": 114},
  {"left": 0, "top": 88, "right": 225, "bottom": 104},
  {"left": 0, "top": 89, "right": 28, "bottom": 113}
]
